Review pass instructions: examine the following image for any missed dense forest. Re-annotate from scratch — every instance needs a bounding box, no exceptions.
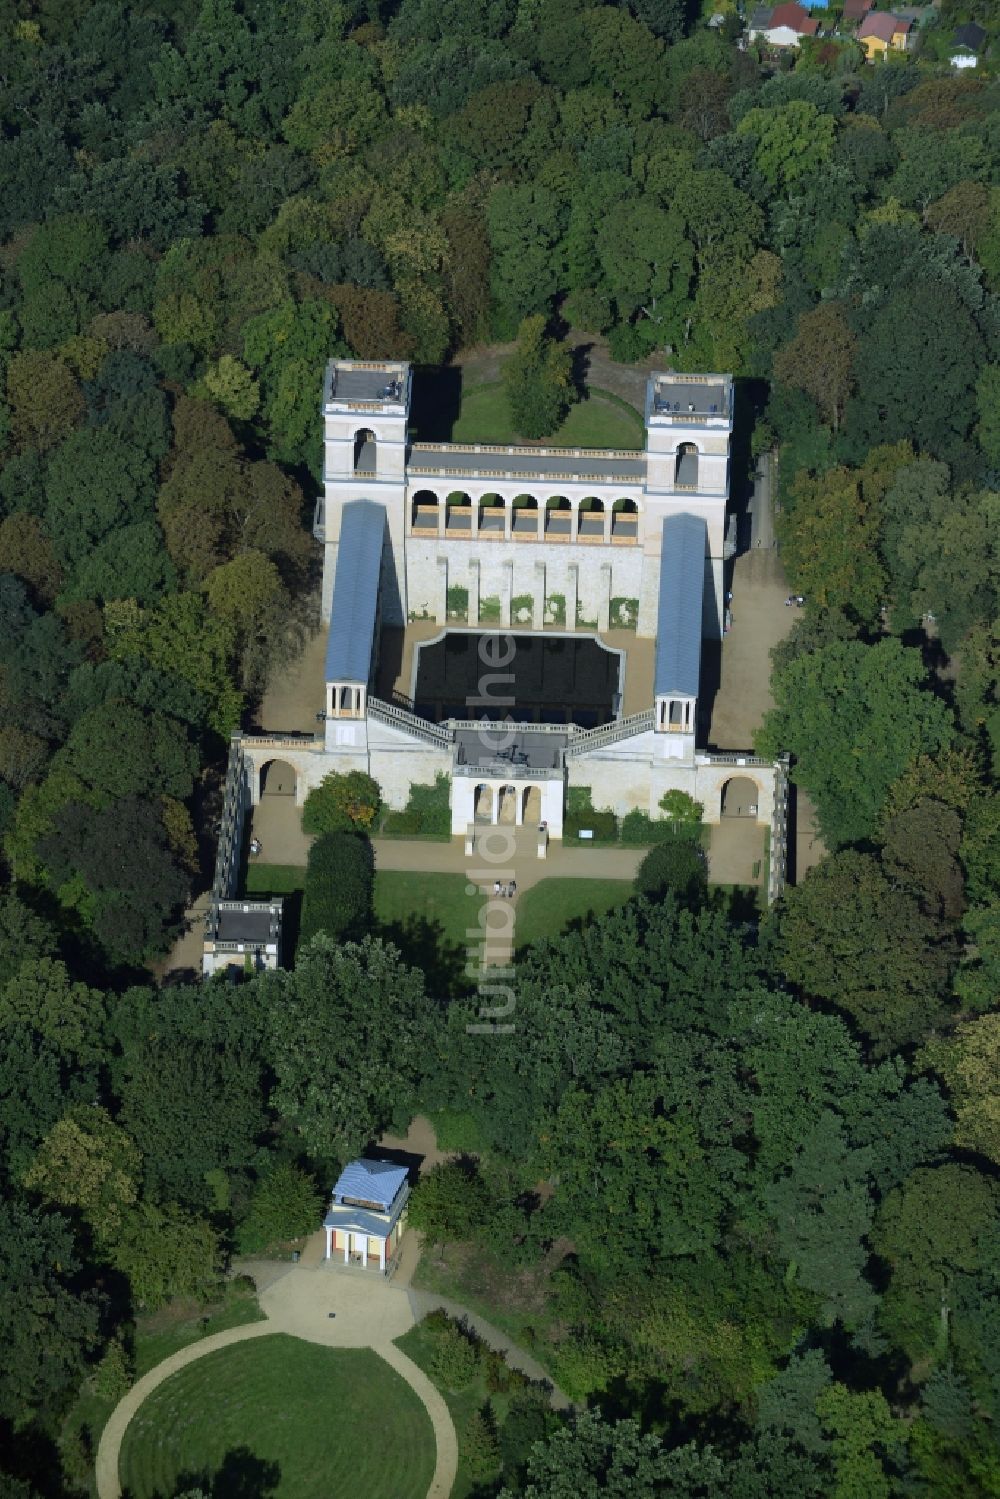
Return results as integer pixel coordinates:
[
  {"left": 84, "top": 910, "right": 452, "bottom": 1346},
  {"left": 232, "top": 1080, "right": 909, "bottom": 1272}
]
[{"left": 0, "top": 0, "right": 999, "bottom": 1493}]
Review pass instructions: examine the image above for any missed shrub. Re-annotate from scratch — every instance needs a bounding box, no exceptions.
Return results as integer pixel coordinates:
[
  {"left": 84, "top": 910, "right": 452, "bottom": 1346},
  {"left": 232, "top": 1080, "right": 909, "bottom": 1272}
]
[
  {"left": 620, "top": 809, "right": 659, "bottom": 845},
  {"left": 635, "top": 838, "right": 707, "bottom": 905},
  {"left": 446, "top": 585, "right": 468, "bottom": 618},
  {"left": 299, "top": 831, "right": 374, "bottom": 944},
  {"left": 430, "top": 1322, "right": 479, "bottom": 1390},
  {"left": 464, "top": 1406, "right": 501, "bottom": 1480},
  {"left": 90, "top": 1336, "right": 132, "bottom": 1401},
  {"left": 303, "top": 770, "right": 381, "bottom": 834},
  {"left": 659, "top": 789, "right": 704, "bottom": 826},
  {"left": 383, "top": 808, "right": 423, "bottom": 835},
  {"left": 406, "top": 773, "right": 451, "bottom": 835},
  {"left": 565, "top": 808, "right": 618, "bottom": 840},
  {"left": 238, "top": 1163, "right": 323, "bottom": 1253}
]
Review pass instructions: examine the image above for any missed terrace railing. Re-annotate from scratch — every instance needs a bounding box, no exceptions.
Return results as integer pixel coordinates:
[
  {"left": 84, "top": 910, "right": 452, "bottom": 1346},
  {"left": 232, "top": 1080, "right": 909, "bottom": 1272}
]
[
  {"left": 563, "top": 710, "right": 655, "bottom": 756},
  {"left": 367, "top": 696, "right": 454, "bottom": 748}
]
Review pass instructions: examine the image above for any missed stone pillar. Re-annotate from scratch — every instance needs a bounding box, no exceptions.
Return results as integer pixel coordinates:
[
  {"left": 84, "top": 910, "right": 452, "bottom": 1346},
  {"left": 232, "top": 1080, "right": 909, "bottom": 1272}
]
[
  {"left": 380, "top": 1236, "right": 387, "bottom": 1273},
  {"left": 567, "top": 564, "right": 579, "bottom": 632},
  {"left": 598, "top": 563, "right": 612, "bottom": 633},
  {"left": 515, "top": 785, "right": 524, "bottom": 826},
  {"left": 361, "top": 1235, "right": 368, "bottom": 1269},
  {"left": 324, "top": 1226, "right": 332, "bottom": 1260},
  {"left": 570, "top": 503, "right": 580, "bottom": 542},
  {"left": 603, "top": 506, "right": 612, "bottom": 543},
  {"left": 469, "top": 558, "right": 480, "bottom": 628},
  {"left": 343, "top": 1235, "right": 349, "bottom": 1265},
  {"left": 435, "top": 556, "right": 448, "bottom": 626},
  {"left": 532, "top": 560, "right": 545, "bottom": 630},
  {"left": 437, "top": 498, "right": 446, "bottom": 537},
  {"left": 501, "top": 561, "right": 513, "bottom": 628},
  {"left": 470, "top": 501, "right": 479, "bottom": 537},
  {"left": 504, "top": 500, "right": 513, "bottom": 540}
]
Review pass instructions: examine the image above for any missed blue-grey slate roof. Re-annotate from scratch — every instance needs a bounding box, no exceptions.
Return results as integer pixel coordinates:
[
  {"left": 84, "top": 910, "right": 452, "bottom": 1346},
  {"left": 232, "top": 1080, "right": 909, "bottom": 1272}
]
[
  {"left": 655, "top": 513, "right": 706, "bottom": 699},
  {"left": 332, "top": 1158, "right": 408, "bottom": 1210},
  {"left": 324, "top": 501, "right": 385, "bottom": 684}
]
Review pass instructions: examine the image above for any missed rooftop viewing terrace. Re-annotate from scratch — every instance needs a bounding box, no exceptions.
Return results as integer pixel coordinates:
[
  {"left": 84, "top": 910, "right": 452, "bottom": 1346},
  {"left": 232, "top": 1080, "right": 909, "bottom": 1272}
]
[
  {"left": 325, "top": 360, "right": 409, "bottom": 407},
  {"left": 648, "top": 374, "right": 731, "bottom": 422}
]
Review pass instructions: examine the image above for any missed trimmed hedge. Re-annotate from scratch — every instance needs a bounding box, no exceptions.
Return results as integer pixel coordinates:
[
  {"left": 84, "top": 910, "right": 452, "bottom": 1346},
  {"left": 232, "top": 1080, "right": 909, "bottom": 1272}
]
[{"left": 299, "top": 831, "right": 374, "bottom": 944}]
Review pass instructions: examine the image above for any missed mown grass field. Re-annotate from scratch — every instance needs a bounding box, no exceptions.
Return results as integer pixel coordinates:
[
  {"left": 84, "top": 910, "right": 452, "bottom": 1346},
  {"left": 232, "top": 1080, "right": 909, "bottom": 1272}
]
[
  {"left": 118, "top": 1336, "right": 435, "bottom": 1499},
  {"left": 450, "top": 382, "right": 643, "bottom": 448},
  {"left": 514, "top": 876, "right": 634, "bottom": 951}
]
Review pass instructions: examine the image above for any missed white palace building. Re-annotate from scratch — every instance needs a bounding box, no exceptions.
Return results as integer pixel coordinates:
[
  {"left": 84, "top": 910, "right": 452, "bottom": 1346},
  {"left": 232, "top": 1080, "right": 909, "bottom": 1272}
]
[{"left": 229, "top": 358, "right": 786, "bottom": 869}]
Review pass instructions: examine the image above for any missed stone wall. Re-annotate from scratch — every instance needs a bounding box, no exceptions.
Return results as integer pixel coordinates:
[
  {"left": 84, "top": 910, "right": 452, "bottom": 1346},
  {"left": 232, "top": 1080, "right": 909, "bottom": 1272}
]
[
  {"left": 567, "top": 735, "right": 777, "bottom": 824},
  {"left": 404, "top": 536, "right": 644, "bottom": 632}
]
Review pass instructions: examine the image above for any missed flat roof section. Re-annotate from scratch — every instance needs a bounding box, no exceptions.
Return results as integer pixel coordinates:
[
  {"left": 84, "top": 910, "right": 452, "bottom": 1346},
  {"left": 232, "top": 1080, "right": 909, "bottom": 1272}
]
[
  {"left": 325, "top": 500, "right": 386, "bottom": 684},
  {"left": 215, "top": 906, "right": 277, "bottom": 944},
  {"left": 655, "top": 513, "right": 706, "bottom": 699},
  {"left": 455, "top": 725, "right": 570, "bottom": 772}
]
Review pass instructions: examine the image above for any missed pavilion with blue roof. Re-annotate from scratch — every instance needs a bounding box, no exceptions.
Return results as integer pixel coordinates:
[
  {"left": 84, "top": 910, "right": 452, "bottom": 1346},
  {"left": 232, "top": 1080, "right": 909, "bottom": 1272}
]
[
  {"left": 653, "top": 512, "right": 705, "bottom": 743},
  {"left": 323, "top": 1157, "right": 411, "bottom": 1273},
  {"left": 323, "top": 499, "right": 386, "bottom": 724}
]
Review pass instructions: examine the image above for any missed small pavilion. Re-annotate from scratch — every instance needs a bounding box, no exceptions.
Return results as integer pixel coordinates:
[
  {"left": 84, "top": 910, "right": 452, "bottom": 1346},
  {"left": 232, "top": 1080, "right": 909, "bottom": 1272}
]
[{"left": 323, "top": 1158, "right": 410, "bottom": 1274}]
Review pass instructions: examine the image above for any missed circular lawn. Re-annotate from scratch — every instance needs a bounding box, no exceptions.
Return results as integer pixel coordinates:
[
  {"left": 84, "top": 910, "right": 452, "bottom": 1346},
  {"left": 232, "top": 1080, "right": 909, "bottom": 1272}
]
[{"left": 119, "top": 1335, "right": 436, "bottom": 1499}]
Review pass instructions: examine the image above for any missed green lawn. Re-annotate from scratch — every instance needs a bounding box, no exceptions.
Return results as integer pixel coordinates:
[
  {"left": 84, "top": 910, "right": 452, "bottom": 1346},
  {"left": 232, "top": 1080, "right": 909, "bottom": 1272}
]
[
  {"left": 62, "top": 1280, "right": 265, "bottom": 1497},
  {"left": 119, "top": 1336, "right": 435, "bottom": 1499},
  {"left": 244, "top": 863, "right": 306, "bottom": 895},
  {"left": 450, "top": 383, "right": 643, "bottom": 448},
  {"left": 514, "top": 877, "right": 634, "bottom": 951},
  {"left": 374, "top": 869, "right": 482, "bottom": 996}
]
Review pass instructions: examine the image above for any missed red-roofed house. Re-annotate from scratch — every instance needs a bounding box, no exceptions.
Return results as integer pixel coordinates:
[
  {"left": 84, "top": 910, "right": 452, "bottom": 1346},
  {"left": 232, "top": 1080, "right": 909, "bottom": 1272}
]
[
  {"left": 842, "top": 0, "right": 874, "bottom": 23},
  {"left": 857, "top": 10, "right": 912, "bottom": 58},
  {"left": 748, "top": 1, "right": 821, "bottom": 46}
]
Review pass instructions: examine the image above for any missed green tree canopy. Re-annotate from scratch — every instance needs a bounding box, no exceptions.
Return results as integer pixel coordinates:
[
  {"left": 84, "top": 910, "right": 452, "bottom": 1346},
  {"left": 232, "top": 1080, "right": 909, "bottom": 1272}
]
[{"left": 757, "top": 638, "right": 953, "bottom": 847}]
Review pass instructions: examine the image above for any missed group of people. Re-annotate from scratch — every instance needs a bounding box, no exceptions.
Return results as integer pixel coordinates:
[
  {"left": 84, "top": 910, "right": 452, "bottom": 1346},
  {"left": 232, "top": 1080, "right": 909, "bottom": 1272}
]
[{"left": 493, "top": 880, "right": 517, "bottom": 898}]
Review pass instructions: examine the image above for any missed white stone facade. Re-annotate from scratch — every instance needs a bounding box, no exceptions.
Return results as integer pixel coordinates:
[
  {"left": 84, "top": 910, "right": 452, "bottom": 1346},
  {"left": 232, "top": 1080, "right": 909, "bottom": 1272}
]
[{"left": 249, "top": 361, "right": 784, "bottom": 858}]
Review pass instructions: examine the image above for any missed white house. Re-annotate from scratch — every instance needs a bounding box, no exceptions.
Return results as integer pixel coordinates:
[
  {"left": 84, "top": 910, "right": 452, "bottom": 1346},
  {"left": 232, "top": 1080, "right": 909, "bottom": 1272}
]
[{"left": 323, "top": 1158, "right": 410, "bottom": 1274}]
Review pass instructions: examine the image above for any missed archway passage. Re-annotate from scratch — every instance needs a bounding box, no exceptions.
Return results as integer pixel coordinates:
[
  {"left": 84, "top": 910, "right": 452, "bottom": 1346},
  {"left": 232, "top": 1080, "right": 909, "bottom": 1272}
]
[
  {"left": 260, "top": 759, "right": 297, "bottom": 798},
  {"left": 354, "top": 428, "right": 376, "bottom": 474},
  {"left": 474, "top": 784, "right": 494, "bottom": 822},
  {"left": 522, "top": 785, "right": 541, "bottom": 826},
  {"left": 721, "top": 776, "right": 758, "bottom": 818},
  {"left": 498, "top": 785, "right": 517, "bottom": 824}
]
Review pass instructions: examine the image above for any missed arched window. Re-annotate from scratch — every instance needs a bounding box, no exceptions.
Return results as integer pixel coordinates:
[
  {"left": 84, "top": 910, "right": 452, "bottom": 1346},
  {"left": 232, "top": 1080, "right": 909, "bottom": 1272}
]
[
  {"left": 612, "top": 497, "right": 638, "bottom": 542},
  {"left": 478, "top": 493, "right": 504, "bottom": 536},
  {"left": 446, "top": 491, "right": 472, "bottom": 532},
  {"left": 675, "top": 443, "right": 699, "bottom": 488},
  {"left": 578, "top": 496, "right": 605, "bottom": 540},
  {"left": 512, "top": 494, "right": 539, "bottom": 537},
  {"left": 545, "top": 496, "right": 571, "bottom": 539},
  {"left": 354, "top": 428, "right": 376, "bottom": 474},
  {"left": 410, "top": 490, "right": 439, "bottom": 531}
]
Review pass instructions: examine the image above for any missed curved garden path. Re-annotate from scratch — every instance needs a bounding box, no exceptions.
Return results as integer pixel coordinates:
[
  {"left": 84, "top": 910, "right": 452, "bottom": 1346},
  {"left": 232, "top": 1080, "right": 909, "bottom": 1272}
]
[{"left": 95, "top": 1256, "right": 458, "bottom": 1499}]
